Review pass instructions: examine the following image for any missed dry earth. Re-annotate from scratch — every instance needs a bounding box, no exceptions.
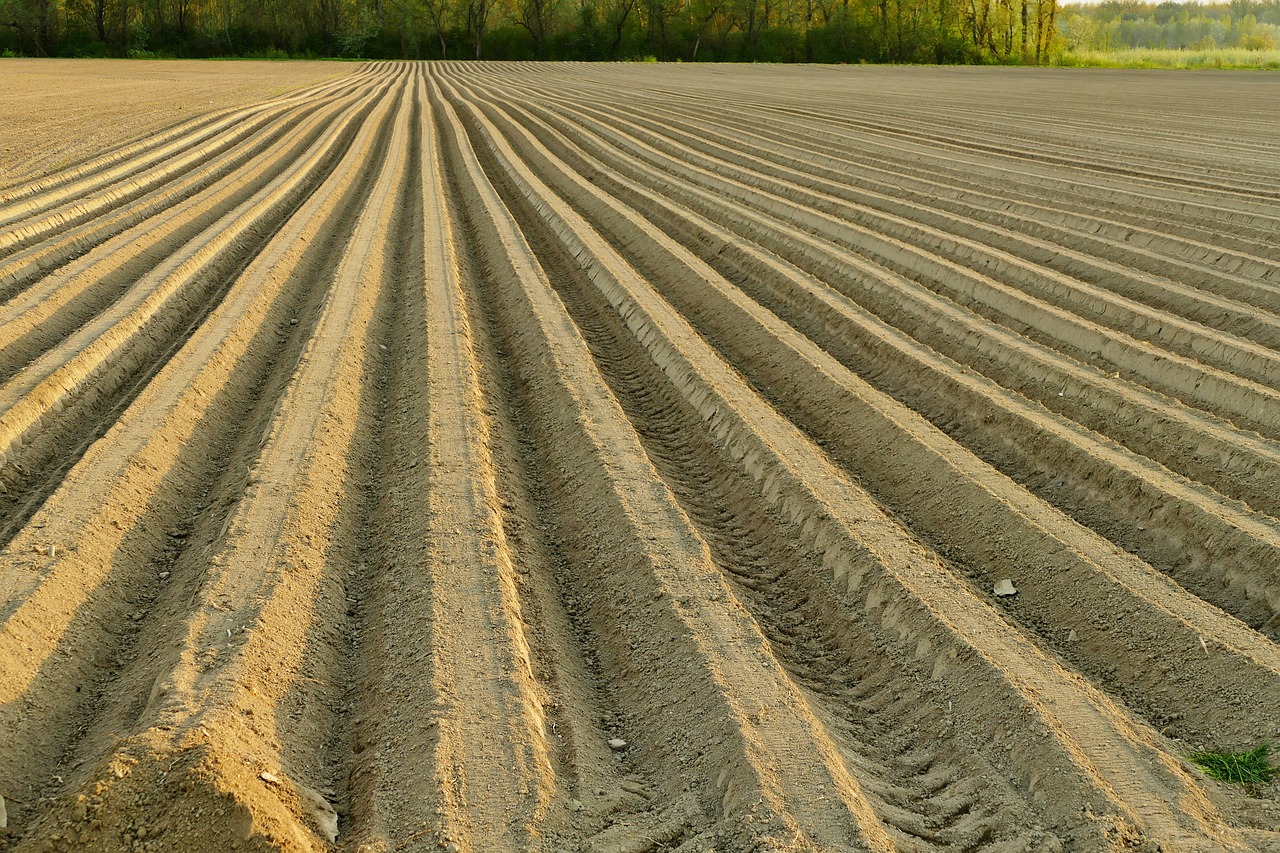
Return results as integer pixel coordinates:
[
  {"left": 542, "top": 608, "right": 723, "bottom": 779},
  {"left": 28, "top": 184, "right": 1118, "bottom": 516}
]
[
  {"left": 1, "top": 60, "right": 1280, "bottom": 852},
  {"left": 0, "top": 59, "right": 349, "bottom": 186}
]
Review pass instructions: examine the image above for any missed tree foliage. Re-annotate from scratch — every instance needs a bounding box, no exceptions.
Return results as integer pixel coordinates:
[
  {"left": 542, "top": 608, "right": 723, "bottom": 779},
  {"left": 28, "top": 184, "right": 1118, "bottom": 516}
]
[
  {"left": 1059, "top": 0, "right": 1280, "bottom": 51},
  {"left": 0, "top": 0, "right": 1064, "bottom": 61}
]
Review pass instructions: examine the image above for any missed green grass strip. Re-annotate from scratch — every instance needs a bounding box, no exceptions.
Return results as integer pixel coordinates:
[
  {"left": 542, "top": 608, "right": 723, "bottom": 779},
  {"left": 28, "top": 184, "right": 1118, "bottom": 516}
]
[
  {"left": 1055, "top": 48, "right": 1280, "bottom": 70},
  {"left": 1189, "top": 744, "right": 1278, "bottom": 788}
]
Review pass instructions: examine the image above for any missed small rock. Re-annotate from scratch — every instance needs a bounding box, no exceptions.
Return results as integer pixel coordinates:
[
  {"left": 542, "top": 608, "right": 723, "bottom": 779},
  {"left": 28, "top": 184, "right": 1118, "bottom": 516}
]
[
  {"left": 0, "top": 793, "right": 7, "bottom": 829},
  {"left": 993, "top": 579, "right": 1017, "bottom": 597},
  {"left": 260, "top": 771, "right": 281, "bottom": 785},
  {"left": 1067, "top": 629, "right": 1078, "bottom": 642},
  {"left": 567, "top": 798, "right": 583, "bottom": 812},
  {"left": 607, "top": 738, "right": 627, "bottom": 751},
  {"left": 289, "top": 318, "right": 298, "bottom": 325},
  {"left": 159, "top": 572, "right": 171, "bottom": 580},
  {"left": 444, "top": 844, "right": 459, "bottom": 853}
]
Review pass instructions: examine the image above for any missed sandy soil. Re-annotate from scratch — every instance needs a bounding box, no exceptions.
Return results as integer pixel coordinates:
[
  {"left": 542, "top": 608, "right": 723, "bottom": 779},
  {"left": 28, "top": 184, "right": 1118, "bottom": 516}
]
[
  {"left": 0, "top": 59, "right": 354, "bottom": 186},
  {"left": 1, "top": 60, "right": 1280, "bottom": 852}
]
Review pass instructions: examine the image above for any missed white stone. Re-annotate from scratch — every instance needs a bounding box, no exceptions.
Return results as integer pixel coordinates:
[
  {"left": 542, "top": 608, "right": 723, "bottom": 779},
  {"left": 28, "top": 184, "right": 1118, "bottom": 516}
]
[{"left": 993, "top": 579, "right": 1017, "bottom": 597}]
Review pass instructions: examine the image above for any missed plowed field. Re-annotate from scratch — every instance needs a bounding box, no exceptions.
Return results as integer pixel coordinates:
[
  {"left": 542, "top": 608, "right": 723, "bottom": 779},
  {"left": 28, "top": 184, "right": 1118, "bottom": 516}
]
[{"left": 1, "top": 60, "right": 1279, "bottom": 853}]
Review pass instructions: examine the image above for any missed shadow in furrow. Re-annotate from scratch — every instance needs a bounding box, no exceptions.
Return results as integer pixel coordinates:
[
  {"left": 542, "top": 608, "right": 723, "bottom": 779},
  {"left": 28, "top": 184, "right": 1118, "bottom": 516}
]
[
  {"left": 0, "top": 83, "right": 389, "bottom": 553},
  {"left": 0, "top": 82, "right": 404, "bottom": 841},
  {"left": 449, "top": 88, "right": 1047, "bottom": 853}
]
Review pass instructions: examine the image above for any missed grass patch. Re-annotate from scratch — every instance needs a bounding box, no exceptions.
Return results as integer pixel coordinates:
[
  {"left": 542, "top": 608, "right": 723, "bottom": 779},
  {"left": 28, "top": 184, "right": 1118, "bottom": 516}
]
[
  {"left": 1055, "top": 48, "right": 1280, "bottom": 69},
  {"left": 1189, "top": 744, "right": 1278, "bottom": 789}
]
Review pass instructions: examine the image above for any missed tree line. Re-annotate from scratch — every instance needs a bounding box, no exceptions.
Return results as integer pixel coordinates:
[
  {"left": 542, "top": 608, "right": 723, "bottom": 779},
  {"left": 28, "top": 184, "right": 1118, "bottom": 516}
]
[
  {"left": 2, "top": 0, "right": 1062, "bottom": 63},
  {"left": 1061, "top": 0, "right": 1280, "bottom": 52}
]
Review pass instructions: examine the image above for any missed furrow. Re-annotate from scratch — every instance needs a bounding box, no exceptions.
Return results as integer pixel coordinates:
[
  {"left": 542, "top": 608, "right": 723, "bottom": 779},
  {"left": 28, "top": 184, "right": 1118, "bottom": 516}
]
[
  {"left": 492, "top": 88, "right": 1280, "bottom": 524},
  {"left": 421, "top": 75, "right": 709, "bottom": 853},
  {"left": 0, "top": 73, "right": 396, "bottom": 544},
  {"left": 752, "top": 101, "right": 1280, "bottom": 203},
  {"left": 0, "top": 99, "right": 304, "bottom": 257},
  {"left": 338, "top": 71, "right": 557, "bottom": 853},
  {"left": 436, "top": 67, "right": 1253, "bottom": 852},
  {"left": 480, "top": 77, "right": 1280, "bottom": 276},
  {"left": 0, "top": 79, "right": 378, "bottom": 376},
  {"left": 491, "top": 66, "right": 1280, "bottom": 238},
  {"left": 610, "top": 100, "right": 1280, "bottom": 374},
  {"left": 476, "top": 91, "right": 1280, "bottom": 637},
  {"left": 566, "top": 78, "right": 1280, "bottom": 258},
  {"left": 432, "top": 70, "right": 897, "bottom": 853},
  {"left": 6, "top": 59, "right": 1279, "bottom": 853},
  {"left": 0, "top": 67, "right": 409, "bottom": 849},
  {"left": 0, "top": 66, "right": 367, "bottom": 219},
  {"left": 455, "top": 80, "right": 1280, "bottom": 755},
  {"left": 505, "top": 151, "right": 1057, "bottom": 852},
  {"left": 518, "top": 95, "right": 1280, "bottom": 439},
  {"left": 602, "top": 98, "right": 1280, "bottom": 335},
  {"left": 0, "top": 78, "right": 367, "bottom": 299}
]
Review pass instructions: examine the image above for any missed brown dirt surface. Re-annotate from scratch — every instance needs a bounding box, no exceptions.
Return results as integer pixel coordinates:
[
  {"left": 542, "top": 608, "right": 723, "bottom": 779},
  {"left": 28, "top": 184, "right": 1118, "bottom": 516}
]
[
  {"left": 0, "top": 59, "right": 355, "bottom": 186},
  {"left": 2, "top": 60, "right": 1280, "bottom": 853}
]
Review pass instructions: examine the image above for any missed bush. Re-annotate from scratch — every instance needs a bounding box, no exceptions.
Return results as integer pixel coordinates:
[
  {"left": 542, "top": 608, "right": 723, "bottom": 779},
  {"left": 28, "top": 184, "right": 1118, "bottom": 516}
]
[
  {"left": 244, "top": 46, "right": 292, "bottom": 59},
  {"left": 1238, "top": 29, "right": 1277, "bottom": 49}
]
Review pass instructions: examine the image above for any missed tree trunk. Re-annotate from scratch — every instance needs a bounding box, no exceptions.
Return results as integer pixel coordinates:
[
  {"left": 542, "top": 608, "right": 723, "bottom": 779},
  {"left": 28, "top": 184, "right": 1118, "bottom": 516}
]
[
  {"left": 691, "top": 5, "right": 717, "bottom": 59},
  {"left": 1020, "top": 0, "right": 1028, "bottom": 60},
  {"left": 610, "top": 1, "right": 634, "bottom": 57},
  {"left": 95, "top": 0, "right": 107, "bottom": 43},
  {"left": 879, "top": 0, "right": 888, "bottom": 59}
]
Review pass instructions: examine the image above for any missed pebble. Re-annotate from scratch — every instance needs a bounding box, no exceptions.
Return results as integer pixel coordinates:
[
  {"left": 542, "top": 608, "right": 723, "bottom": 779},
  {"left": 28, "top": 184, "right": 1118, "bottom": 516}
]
[
  {"left": 993, "top": 579, "right": 1017, "bottom": 597},
  {"left": 289, "top": 318, "right": 299, "bottom": 325},
  {"left": 607, "top": 738, "right": 627, "bottom": 751},
  {"left": 260, "top": 771, "right": 281, "bottom": 785},
  {"left": 159, "top": 572, "right": 171, "bottom": 580},
  {"left": 567, "top": 798, "right": 583, "bottom": 812}
]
